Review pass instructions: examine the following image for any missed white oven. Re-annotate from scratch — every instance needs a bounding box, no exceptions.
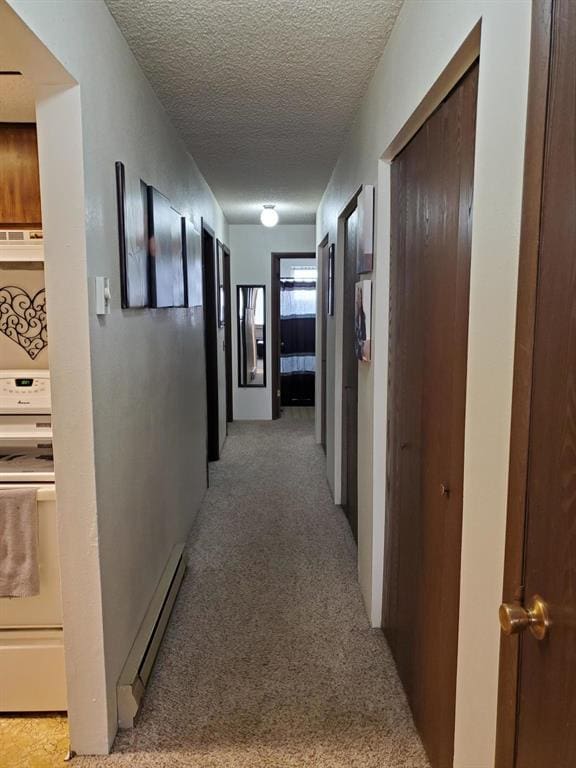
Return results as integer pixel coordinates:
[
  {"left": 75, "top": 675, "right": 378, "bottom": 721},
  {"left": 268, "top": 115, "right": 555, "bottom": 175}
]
[{"left": 0, "top": 371, "right": 66, "bottom": 711}]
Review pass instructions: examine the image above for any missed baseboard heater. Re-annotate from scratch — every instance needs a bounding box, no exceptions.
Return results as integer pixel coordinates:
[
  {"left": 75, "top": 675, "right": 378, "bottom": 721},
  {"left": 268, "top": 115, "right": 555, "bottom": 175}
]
[{"left": 117, "top": 543, "right": 186, "bottom": 729}]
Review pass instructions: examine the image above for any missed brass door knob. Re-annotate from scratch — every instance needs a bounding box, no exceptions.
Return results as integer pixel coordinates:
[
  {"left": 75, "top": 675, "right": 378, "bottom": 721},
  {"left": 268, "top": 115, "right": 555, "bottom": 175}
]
[{"left": 499, "top": 594, "right": 551, "bottom": 641}]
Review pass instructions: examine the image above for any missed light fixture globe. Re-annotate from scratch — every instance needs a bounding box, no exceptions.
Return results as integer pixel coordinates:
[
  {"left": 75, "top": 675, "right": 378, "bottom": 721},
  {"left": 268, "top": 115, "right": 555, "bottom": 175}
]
[{"left": 260, "top": 205, "right": 279, "bottom": 227}]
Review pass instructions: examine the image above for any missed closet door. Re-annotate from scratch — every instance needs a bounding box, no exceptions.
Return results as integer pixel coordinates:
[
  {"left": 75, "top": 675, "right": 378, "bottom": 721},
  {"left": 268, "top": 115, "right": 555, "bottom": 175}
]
[{"left": 383, "top": 62, "right": 478, "bottom": 768}]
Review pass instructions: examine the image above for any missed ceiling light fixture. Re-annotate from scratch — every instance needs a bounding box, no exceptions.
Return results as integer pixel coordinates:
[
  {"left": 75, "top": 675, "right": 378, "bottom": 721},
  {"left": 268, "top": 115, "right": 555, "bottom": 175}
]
[{"left": 260, "top": 205, "right": 279, "bottom": 227}]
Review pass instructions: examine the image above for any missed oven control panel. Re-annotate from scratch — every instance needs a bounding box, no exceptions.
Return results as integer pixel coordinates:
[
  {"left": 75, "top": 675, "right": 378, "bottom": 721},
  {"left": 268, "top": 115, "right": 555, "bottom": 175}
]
[{"left": 0, "top": 370, "right": 51, "bottom": 414}]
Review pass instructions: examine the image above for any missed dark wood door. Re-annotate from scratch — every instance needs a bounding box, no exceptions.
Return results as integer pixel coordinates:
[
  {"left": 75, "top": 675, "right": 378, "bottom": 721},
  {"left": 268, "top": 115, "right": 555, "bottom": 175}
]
[
  {"left": 271, "top": 254, "right": 281, "bottom": 420},
  {"left": 319, "top": 237, "right": 329, "bottom": 452},
  {"left": 342, "top": 209, "right": 359, "bottom": 541},
  {"left": 222, "top": 246, "right": 233, "bottom": 423},
  {"left": 383, "top": 62, "right": 478, "bottom": 768},
  {"left": 512, "top": 1, "right": 576, "bottom": 762},
  {"left": 201, "top": 222, "right": 219, "bottom": 463}
]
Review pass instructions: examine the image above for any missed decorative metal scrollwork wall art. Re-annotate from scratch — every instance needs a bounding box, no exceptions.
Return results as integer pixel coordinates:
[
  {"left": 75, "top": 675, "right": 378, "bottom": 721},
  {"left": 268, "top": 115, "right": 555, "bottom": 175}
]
[{"left": 0, "top": 286, "right": 48, "bottom": 359}]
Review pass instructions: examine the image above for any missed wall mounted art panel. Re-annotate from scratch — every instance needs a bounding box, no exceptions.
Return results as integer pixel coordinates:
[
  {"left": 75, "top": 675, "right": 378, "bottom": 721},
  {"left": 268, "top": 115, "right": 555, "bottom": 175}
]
[
  {"left": 115, "top": 161, "right": 149, "bottom": 308},
  {"left": 147, "top": 185, "right": 184, "bottom": 308},
  {"left": 217, "top": 239, "right": 225, "bottom": 327},
  {"left": 328, "top": 243, "right": 335, "bottom": 316},
  {"left": 182, "top": 218, "right": 202, "bottom": 308},
  {"left": 171, "top": 207, "right": 185, "bottom": 307}
]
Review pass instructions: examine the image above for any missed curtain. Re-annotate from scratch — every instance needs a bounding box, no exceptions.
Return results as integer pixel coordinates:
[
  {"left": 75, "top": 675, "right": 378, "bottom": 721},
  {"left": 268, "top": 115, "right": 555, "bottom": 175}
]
[
  {"left": 280, "top": 282, "right": 316, "bottom": 318},
  {"left": 280, "top": 280, "right": 316, "bottom": 405}
]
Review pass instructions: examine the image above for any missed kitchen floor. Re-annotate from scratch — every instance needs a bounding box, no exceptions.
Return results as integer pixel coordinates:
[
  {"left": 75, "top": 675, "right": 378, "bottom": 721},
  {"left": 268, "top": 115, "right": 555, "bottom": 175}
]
[{"left": 0, "top": 713, "right": 69, "bottom": 767}]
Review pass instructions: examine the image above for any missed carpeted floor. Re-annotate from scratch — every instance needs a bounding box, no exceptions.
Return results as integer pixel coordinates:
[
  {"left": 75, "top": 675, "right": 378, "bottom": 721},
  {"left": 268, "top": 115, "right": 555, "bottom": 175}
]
[
  {"left": 280, "top": 406, "right": 315, "bottom": 421},
  {"left": 78, "top": 417, "right": 429, "bottom": 767}
]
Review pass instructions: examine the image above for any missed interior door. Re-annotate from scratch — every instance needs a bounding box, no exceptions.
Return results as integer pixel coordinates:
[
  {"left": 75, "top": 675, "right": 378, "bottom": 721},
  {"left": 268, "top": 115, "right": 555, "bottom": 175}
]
[
  {"left": 201, "top": 222, "right": 219, "bottom": 463},
  {"left": 319, "top": 237, "right": 329, "bottom": 452},
  {"left": 499, "top": 1, "right": 576, "bottom": 763},
  {"left": 271, "top": 254, "right": 281, "bottom": 419},
  {"left": 222, "top": 246, "right": 233, "bottom": 423},
  {"left": 342, "top": 208, "right": 359, "bottom": 541},
  {"left": 383, "top": 62, "right": 478, "bottom": 768}
]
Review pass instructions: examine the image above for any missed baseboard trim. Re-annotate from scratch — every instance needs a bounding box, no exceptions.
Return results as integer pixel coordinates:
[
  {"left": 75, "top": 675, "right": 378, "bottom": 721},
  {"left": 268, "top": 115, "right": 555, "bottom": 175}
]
[{"left": 117, "top": 543, "right": 186, "bottom": 729}]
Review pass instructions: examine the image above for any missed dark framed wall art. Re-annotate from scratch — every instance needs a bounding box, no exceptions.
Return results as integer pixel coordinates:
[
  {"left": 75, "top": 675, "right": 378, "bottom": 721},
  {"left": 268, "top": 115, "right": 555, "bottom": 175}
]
[
  {"left": 182, "top": 217, "right": 203, "bottom": 307},
  {"left": 217, "top": 239, "right": 225, "bottom": 327},
  {"left": 170, "top": 206, "right": 185, "bottom": 308},
  {"left": 115, "top": 161, "right": 150, "bottom": 308},
  {"left": 328, "top": 243, "right": 335, "bottom": 316},
  {"left": 147, "top": 185, "right": 185, "bottom": 308}
]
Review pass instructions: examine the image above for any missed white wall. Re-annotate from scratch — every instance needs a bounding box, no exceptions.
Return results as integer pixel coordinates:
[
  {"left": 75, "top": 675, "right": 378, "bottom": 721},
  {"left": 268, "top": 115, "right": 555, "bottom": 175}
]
[
  {"left": 316, "top": 2, "right": 531, "bottom": 765},
  {"left": 229, "top": 224, "right": 316, "bottom": 421},
  {"left": 280, "top": 257, "right": 316, "bottom": 277},
  {"left": 3, "top": 0, "right": 229, "bottom": 754}
]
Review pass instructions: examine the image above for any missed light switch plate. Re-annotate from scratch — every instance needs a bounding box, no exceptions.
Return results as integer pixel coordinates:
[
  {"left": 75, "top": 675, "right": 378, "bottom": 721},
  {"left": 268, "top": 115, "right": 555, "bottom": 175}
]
[{"left": 95, "top": 276, "right": 111, "bottom": 315}]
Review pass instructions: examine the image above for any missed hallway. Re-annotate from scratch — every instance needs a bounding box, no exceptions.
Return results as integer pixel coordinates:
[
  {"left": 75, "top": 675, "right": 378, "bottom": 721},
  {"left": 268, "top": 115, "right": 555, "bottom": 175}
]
[{"left": 79, "top": 417, "right": 428, "bottom": 767}]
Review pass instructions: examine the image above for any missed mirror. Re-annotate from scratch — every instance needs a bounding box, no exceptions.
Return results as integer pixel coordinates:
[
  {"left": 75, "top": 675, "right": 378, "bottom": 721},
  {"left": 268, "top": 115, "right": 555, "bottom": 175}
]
[{"left": 237, "top": 285, "right": 266, "bottom": 387}]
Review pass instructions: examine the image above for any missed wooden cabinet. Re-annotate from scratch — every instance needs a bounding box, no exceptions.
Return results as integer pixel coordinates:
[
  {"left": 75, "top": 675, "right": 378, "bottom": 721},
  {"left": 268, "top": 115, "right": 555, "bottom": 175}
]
[{"left": 0, "top": 123, "right": 42, "bottom": 227}]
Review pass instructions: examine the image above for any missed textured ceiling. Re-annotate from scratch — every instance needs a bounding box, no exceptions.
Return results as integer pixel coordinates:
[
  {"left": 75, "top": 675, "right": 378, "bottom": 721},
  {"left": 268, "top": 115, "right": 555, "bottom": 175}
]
[
  {"left": 0, "top": 75, "right": 36, "bottom": 122},
  {"left": 105, "top": 0, "right": 402, "bottom": 224}
]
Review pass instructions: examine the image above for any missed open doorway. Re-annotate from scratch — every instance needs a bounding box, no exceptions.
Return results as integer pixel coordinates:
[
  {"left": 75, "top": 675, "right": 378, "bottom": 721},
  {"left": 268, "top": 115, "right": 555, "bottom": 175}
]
[
  {"left": 271, "top": 252, "right": 316, "bottom": 420},
  {"left": 0, "top": 87, "right": 67, "bottom": 754},
  {"left": 0, "top": 55, "right": 78, "bottom": 758}
]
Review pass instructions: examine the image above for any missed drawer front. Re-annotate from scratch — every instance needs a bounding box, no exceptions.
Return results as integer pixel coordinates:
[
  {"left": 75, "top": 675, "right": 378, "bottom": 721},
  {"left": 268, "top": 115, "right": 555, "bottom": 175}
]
[{"left": 0, "top": 630, "right": 67, "bottom": 711}]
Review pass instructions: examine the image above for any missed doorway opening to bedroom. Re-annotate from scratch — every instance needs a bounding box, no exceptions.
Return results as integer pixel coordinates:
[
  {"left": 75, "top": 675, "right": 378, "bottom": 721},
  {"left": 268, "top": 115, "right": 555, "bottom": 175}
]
[{"left": 271, "top": 252, "right": 316, "bottom": 421}]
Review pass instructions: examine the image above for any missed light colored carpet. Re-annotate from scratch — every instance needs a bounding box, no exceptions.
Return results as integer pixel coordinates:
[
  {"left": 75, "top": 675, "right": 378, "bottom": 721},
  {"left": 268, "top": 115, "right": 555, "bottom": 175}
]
[
  {"left": 78, "top": 419, "right": 429, "bottom": 767},
  {"left": 281, "top": 406, "right": 315, "bottom": 421}
]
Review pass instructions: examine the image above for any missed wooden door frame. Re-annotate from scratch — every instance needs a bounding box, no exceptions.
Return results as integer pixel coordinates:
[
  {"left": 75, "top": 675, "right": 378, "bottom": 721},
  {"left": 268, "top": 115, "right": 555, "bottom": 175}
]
[
  {"left": 318, "top": 233, "right": 329, "bottom": 451},
  {"left": 495, "top": 2, "right": 553, "bottom": 765},
  {"left": 271, "top": 251, "right": 316, "bottom": 419},
  {"left": 220, "top": 241, "right": 233, "bottom": 424},
  {"left": 201, "top": 218, "right": 220, "bottom": 463}
]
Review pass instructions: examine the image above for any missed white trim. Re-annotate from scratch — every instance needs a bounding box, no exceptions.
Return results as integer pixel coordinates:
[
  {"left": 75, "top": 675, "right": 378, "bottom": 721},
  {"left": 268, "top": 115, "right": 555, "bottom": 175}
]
[
  {"left": 332, "top": 217, "right": 346, "bottom": 505},
  {"left": 369, "top": 160, "right": 391, "bottom": 627},
  {"left": 117, "top": 544, "right": 186, "bottom": 729}
]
